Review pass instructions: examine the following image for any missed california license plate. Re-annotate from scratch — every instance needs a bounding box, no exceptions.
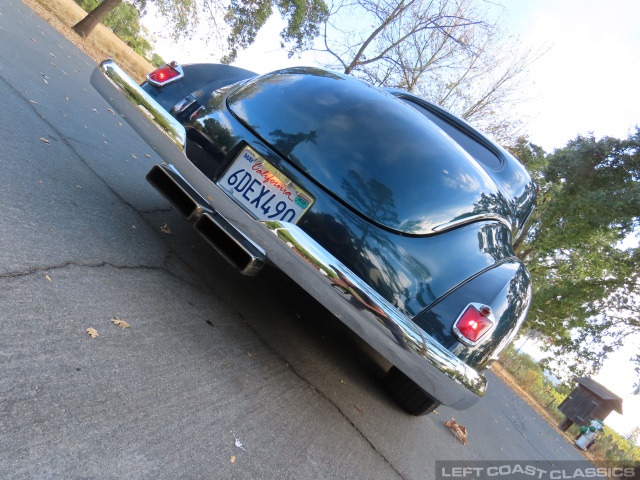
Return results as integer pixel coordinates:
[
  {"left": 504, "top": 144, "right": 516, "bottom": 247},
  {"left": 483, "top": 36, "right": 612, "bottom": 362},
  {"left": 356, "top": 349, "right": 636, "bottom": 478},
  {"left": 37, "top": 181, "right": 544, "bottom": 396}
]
[{"left": 218, "top": 146, "right": 314, "bottom": 223}]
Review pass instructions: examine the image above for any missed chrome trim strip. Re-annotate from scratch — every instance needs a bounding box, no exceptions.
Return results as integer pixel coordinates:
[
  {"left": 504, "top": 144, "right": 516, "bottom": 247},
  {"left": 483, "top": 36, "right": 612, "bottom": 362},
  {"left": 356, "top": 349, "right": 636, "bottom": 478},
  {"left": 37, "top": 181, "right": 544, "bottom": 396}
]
[
  {"left": 90, "top": 61, "right": 488, "bottom": 409},
  {"left": 432, "top": 213, "right": 513, "bottom": 233},
  {"left": 171, "top": 94, "right": 197, "bottom": 115}
]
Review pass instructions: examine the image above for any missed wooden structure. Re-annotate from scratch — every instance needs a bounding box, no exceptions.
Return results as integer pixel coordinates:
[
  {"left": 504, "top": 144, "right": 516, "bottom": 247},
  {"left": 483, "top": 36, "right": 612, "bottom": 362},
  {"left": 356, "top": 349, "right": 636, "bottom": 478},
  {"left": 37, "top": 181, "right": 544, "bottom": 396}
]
[{"left": 557, "top": 377, "right": 623, "bottom": 431}]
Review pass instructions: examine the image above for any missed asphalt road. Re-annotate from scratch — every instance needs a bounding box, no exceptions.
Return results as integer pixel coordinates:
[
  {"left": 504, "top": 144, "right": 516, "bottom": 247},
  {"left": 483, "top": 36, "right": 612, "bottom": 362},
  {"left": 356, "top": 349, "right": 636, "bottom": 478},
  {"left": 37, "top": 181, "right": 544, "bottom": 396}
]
[{"left": 0, "top": 2, "right": 591, "bottom": 479}]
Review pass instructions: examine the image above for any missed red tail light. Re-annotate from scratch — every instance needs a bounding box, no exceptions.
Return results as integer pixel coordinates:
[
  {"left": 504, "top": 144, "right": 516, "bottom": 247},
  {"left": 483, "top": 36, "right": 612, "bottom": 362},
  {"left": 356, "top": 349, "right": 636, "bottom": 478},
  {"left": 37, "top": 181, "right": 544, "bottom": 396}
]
[
  {"left": 147, "top": 61, "right": 183, "bottom": 87},
  {"left": 453, "top": 303, "right": 495, "bottom": 346}
]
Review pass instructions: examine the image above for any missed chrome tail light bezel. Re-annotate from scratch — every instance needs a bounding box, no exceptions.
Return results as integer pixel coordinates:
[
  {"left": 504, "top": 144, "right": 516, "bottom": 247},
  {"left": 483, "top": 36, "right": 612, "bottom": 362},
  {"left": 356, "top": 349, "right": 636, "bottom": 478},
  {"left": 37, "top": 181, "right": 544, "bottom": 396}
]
[{"left": 452, "top": 303, "right": 496, "bottom": 347}]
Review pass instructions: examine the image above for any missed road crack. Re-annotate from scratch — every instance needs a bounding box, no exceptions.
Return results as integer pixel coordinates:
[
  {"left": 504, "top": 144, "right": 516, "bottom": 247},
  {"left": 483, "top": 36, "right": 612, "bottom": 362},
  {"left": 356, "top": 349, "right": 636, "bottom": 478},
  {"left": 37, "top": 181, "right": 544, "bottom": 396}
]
[
  {"left": 0, "top": 257, "right": 210, "bottom": 296},
  {"left": 0, "top": 73, "right": 211, "bottom": 295},
  {"left": 0, "top": 260, "right": 163, "bottom": 279}
]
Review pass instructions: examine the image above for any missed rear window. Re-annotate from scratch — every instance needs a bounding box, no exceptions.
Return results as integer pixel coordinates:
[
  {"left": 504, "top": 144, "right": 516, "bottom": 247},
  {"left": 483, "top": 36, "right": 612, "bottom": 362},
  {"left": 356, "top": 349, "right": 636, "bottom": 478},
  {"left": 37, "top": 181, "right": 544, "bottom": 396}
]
[{"left": 400, "top": 99, "right": 503, "bottom": 170}]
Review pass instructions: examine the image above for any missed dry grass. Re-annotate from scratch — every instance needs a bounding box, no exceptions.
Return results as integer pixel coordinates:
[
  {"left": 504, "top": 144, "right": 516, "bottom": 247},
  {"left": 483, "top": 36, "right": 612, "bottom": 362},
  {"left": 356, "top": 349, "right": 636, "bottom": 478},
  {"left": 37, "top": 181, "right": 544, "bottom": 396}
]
[{"left": 22, "top": 0, "right": 154, "bottom": 82}]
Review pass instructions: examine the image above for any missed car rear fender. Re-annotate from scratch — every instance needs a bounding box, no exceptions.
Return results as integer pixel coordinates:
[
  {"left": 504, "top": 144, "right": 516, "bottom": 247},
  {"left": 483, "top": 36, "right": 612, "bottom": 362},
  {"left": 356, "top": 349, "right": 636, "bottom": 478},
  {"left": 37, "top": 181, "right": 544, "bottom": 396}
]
[
  {"left": 142, "top": 63, "right": 258, "bottom": 113},
  {"left": 413, "top": 258, "right": 532, "bottom": 371}
]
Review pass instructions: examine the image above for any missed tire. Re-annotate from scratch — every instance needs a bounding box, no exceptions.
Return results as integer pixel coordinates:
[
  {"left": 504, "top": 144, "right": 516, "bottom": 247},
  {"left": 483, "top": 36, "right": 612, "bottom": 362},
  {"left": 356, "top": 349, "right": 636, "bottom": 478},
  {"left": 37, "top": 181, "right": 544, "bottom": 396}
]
[{"left": 384, "top": 366, "right": 440, "bottom": 416}]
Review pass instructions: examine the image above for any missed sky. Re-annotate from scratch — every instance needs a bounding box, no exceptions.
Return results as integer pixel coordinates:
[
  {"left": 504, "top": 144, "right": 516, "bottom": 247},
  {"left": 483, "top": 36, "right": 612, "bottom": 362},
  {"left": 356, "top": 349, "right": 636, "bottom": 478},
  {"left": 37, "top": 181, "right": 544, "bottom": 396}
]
[
  {"left": 497, "top": 0, "right": 640, "bottom": 150},
  {"left": 144, "top": 0, "right": 640, "bottom": 436}
]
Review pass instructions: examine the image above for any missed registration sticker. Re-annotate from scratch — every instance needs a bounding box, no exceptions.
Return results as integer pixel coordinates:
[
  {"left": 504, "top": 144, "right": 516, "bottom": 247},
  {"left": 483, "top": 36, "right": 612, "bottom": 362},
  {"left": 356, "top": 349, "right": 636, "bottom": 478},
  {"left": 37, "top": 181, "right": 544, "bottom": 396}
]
[{"left": 218, "top": 146, "right": 314, "bottom": 223}]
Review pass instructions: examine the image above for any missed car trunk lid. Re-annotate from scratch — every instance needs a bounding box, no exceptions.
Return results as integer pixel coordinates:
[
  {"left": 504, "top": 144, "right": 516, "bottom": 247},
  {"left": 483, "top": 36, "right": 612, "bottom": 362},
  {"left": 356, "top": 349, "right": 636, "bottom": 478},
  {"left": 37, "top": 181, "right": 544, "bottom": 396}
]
[{"left": 226, "top": 68, "right": 517, "bottom": 235}]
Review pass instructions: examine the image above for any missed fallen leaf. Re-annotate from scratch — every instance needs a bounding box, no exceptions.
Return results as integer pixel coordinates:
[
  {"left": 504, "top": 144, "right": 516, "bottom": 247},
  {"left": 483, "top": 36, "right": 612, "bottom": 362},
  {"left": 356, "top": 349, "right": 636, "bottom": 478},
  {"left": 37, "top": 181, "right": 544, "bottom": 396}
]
[
  {"left": 110, "top": 317, "right": 131, "bottom": 329},
  {"left": 45, "top": 274, "right": 52, "bottom": 282},
  {"left": 86, "top": 327, "right": 99, "bottom": 339},
  {"left": 444, "top": 418, "right": 468, "bottom": 445},
  {"left": 230, "top": 455, "right": 236, "bottom": 464},
  {"left": 39, "top": 137, "right": 50, "bottom": 145},
  {"left": 160, "top": 223, "right": 172, "bottom": 235}
]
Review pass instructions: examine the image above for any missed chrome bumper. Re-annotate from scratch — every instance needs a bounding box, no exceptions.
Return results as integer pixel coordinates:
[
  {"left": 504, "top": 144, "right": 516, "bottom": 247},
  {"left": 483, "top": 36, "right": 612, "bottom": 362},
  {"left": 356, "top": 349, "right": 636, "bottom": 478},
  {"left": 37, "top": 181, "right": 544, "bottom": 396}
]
[{"left": 91, "top": 59, "right": 487, "bottom": 409}]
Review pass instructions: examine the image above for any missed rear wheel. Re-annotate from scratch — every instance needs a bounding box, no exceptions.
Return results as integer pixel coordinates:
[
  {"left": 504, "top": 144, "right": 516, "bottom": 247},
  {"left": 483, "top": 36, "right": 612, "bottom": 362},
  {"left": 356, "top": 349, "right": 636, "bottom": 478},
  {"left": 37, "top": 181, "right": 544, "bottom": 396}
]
[{"left": 384, "top": 366, "right": 440, "bottom": 416}]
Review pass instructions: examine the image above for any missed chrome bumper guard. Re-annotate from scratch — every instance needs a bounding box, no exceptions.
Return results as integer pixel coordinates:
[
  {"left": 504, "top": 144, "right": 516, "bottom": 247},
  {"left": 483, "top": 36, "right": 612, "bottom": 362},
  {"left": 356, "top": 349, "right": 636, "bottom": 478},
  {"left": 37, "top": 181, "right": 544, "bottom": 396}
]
[{"left": 91, "top": 59, "right": 487, "bottom": 409}]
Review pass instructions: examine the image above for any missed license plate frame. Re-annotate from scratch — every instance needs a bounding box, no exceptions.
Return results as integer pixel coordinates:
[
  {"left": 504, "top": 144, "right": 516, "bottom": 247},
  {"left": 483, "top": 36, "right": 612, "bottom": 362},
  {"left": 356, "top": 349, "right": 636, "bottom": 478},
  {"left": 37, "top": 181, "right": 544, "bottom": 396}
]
[{"left": 217, "top": 146, "right": 314, "bottom": 224}]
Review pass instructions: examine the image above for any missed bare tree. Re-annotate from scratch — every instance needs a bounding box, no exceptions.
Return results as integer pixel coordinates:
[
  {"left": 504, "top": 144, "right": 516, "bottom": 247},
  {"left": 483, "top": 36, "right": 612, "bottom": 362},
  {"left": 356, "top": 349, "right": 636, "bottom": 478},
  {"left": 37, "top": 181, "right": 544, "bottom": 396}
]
[{"left": 314, "top": 0, "right": 545, "bottom": 144}]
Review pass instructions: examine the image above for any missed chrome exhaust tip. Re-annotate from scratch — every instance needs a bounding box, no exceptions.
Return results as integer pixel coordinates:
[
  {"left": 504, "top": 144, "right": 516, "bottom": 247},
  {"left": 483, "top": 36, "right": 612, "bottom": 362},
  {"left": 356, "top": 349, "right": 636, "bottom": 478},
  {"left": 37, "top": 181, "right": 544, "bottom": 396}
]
[
  {"left": 146, "top": 164, "right": 211, "bottom": 222},
  {"left": 194, "top": 213, "right": 266, "bottom": 276},
  {"left": 146, "top": 164, "right": 266, "bottom": 275}
]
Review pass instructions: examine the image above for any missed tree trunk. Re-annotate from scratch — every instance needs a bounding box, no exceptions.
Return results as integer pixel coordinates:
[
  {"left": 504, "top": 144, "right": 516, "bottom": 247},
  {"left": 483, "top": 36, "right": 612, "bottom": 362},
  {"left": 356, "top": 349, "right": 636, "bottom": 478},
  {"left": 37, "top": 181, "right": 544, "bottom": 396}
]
[{"left": 72, "top": 0, "right": 122, "bottom": 38}]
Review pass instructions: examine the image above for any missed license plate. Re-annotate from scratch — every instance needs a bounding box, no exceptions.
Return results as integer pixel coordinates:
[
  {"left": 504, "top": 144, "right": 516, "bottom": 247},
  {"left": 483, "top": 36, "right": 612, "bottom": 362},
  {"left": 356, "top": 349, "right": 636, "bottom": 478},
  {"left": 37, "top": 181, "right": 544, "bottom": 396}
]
[{"left": 218, "top": 146, "right": 314, "bottom": 223}]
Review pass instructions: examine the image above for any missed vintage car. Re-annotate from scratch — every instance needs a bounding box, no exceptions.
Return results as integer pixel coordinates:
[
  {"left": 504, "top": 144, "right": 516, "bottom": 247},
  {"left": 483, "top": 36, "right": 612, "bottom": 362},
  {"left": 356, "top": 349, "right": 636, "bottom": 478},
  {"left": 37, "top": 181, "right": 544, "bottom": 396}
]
[{"left": 91, "top": 60, "right": 535, "bottom": 415}]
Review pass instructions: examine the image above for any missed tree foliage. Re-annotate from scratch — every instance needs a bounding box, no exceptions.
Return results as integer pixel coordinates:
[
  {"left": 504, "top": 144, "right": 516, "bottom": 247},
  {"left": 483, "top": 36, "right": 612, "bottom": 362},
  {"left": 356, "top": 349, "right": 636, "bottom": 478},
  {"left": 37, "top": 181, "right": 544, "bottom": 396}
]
[
  {"left": 313, "top": 0, "right": 544, "bottom": 143},
  {"left": 221, "top": 0, "right": 329, "bottom": 63},
  {"left": 72, "top": 0, "right": 202, "bottom": 39},
  {"left": 510, "top": 130, "right": 640, "bottom": 393},
  {"left": 72, "top": 0, "right": 329, "bottom": 67}
]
